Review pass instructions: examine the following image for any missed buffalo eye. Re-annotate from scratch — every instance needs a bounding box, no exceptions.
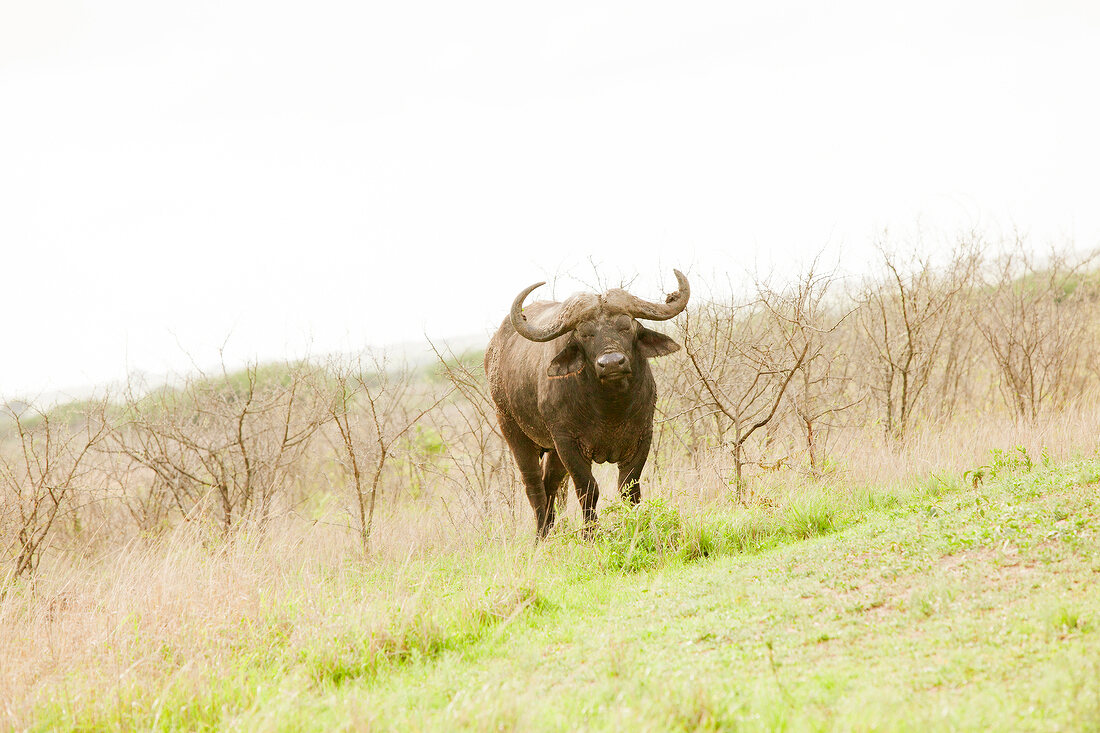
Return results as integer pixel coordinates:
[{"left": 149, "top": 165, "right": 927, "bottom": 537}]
[
  {"left": 576, "top": 324, "right": 596, "bottom": 340},
  {"left": 614, "top": 315, "right": 633, "bottom": 332}
]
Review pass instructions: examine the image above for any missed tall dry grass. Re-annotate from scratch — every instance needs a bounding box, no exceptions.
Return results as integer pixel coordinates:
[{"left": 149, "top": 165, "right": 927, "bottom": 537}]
[{"left": 4, "top": 400, "right": 1100, "bottom": 725}]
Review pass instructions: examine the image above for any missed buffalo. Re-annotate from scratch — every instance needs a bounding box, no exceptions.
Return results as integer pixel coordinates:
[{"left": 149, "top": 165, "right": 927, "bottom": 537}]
[{"left": 484, "top": 270, "right": 690, "bottom": 537}]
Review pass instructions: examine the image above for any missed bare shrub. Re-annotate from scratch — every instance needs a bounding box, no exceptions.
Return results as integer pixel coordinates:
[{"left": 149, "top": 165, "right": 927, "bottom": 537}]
[
  {"left": 854, "top": 235, "right": 983, "bottom": 438},
  {"left": 680, "top": 281, "right": 815, "bottom": 494},
  {"left": 771, "top": 267, "right": 860, "bottom": 475},
  {"left": 1, "top": 401, "right": 108, "bottom": 578},
  {"left": 323, "top": 355, "right": 452, "bottom": 554},
  {"left": 974, "top": 243, "right": 1100, "bottom": 421},
  {"left": 107, "top": 361, "right": 329, "bottom": 533},
  {"left": 423, "top": 342, "right": 518, "bottom": 536}
]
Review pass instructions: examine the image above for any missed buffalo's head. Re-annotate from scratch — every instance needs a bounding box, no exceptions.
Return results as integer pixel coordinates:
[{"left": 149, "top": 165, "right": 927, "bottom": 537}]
[{"left": 509, "top": 270, "right": 690, "bottom": 386}]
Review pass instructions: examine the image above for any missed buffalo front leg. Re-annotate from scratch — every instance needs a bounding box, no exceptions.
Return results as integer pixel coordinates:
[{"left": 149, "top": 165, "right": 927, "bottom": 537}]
[
  {"left": 617, "top": 435, "right": 651, "bottom": 505},
  {"left": 541, "top": 450, "right": 568, "bottom": 531},
  {"left": 553, "top": 436, "right": 599, "bottom": 536},
  {"left": 499, "top": 415, "right": 554, "bottom": 538}
]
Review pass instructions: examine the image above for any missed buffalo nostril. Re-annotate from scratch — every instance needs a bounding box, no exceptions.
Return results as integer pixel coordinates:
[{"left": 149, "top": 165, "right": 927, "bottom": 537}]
[{"left": 596, "top": 352, "right": 627, "bottom": 369}]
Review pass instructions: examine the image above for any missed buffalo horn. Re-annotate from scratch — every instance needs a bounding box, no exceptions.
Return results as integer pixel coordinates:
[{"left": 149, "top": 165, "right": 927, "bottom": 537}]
[
  {"left": 624, "top": 269, "right": 691, "bottom": 321},
  {"left": 509, "top": 282, "right": 574, "bottom": 342}
]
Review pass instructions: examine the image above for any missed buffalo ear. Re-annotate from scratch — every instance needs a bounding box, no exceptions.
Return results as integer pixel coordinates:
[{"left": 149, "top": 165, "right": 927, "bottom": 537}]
[
  {"left": 547, "top": 340, "right": 585, "bottom": 378},
  {"left": 637, "top": 326, "right": 681, "bottom": 358}
]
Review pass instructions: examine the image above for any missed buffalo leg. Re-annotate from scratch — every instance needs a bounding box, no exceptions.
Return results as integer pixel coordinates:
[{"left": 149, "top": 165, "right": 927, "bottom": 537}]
[
  {"left": 541, "top": 451, "right": 568, "bottom": 531},
  {"left": 617, "top": 434, "right": 651, "bottom": 505},
  {"left": 553, "top": 436, "right": 599, "bottom": 536},
  {"left": 499, "top": 415, "right": 553, "bottom": 537}
]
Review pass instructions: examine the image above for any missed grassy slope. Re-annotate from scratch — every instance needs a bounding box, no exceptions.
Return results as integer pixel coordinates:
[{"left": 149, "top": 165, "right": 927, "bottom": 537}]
[
  {"left": 33, "top": 459, "right": 1100, "bottom": 731},
  {"left": 300, "top": 462, "right": 1100, "bottom": 732}
]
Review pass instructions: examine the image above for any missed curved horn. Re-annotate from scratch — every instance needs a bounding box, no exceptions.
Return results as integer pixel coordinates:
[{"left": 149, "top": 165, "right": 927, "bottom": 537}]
[
  {"left": 625, "top": 269, "right": 691, "bottom": 321},
  {"left": 509, "top": 282, "right": 574, "bottom": 342}
]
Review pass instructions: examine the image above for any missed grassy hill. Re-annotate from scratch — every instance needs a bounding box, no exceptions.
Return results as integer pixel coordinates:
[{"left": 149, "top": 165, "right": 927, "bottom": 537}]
[
  {"left": 23, "top": 452, "right": 1100, "bottom": 731},
  {"left": 7, "top": 246, "right": 1100, "bottom": 730}
]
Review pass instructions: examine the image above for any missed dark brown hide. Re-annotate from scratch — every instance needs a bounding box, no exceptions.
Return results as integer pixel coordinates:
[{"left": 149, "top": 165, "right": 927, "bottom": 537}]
[{"left": 484, "top": 273, "right": 689, "bottom": 537}]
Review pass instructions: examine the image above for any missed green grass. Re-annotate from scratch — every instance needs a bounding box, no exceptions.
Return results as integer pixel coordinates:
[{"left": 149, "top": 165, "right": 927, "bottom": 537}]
[{"left": 28, "top": 455, "right": 1100, "bottom": 731}]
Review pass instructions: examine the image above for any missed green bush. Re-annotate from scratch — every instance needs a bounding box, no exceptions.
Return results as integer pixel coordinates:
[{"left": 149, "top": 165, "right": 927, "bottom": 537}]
[{"left": 596, "top": 499, "right": 687, "bottom": 572}]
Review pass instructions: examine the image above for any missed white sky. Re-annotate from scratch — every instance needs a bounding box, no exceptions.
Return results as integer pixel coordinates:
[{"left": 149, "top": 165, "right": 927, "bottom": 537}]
[{"left": 3, "top": 1, "right": 1100, "bottom": 400}]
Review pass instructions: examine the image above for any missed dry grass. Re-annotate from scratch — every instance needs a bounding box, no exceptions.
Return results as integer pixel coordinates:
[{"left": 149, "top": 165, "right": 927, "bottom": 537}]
[
  {"left": 4, "top": 399, "right": 1100, "bottom": 727},
  {"left": 0, "top": 513, "right": 545, "bottom": 728}
]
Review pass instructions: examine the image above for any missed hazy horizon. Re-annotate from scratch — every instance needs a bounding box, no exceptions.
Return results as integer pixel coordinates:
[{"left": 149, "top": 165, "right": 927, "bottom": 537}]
[{"left": 5, "top": 1, "right": 1100, "bottom": 399}]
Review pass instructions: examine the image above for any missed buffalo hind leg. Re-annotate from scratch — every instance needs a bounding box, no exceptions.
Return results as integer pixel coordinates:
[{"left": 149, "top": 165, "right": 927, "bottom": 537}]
[
  {"left": 553, "top": 435, "right": 599, "bottom": 538},
  {"left": 617, "top": 435, "right": 651, "bottom": 505},
  {"left": 541, "top": 450, "right": 568, "bottom": 531},
  {"left": 499, "top": 415, "right": 553, "bottom": 538}
]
